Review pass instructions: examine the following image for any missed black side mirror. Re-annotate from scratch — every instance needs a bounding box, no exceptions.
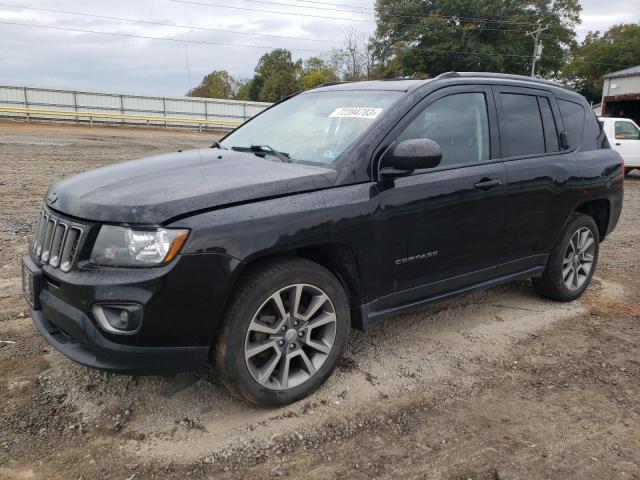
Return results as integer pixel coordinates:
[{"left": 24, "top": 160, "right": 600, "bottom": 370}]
[{"left": 380, "top": 139, "right": 443, "bottom": 178}]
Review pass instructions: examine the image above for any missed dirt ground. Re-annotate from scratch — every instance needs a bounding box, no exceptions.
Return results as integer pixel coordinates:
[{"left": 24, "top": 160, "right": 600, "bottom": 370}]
[{"left": 0, "top": 121, "right": 638, "bottom": 480}]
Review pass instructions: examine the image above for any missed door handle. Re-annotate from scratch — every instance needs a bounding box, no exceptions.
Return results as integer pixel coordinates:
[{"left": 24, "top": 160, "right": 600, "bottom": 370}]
[
  {"left": 474, "top": 178, "right": 502, "bottom": 190},
  {"left": 615, "top": 143, "right": 621, "bottom": 146}
]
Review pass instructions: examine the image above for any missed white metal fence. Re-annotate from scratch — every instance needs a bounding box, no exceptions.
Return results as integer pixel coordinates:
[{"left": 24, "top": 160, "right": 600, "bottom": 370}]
[{"left": 0, "top": 84, "right": 271, "bottom": 130}]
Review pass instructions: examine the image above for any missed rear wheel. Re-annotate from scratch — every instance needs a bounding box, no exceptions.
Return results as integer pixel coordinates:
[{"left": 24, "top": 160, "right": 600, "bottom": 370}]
[
  {"left": 625, "top": 167, "right": 635, "bottom": 177},
  {"left": 214, "top": 258, "right": 349, "bottom": 406},
  {"left": 533, "top": 213, "right": 599, "bottom": 302}
]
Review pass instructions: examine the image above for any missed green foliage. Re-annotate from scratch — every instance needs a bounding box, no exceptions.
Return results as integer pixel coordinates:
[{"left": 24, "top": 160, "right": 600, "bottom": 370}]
[
  {"left": 299, "top": 57, "right": 339, "bottom": 90},
  {"left": 233, "top": 50, "right": 340, "bottom": 102},
  {"left": 372, "top": 0, "right": 580, "bottom": 78},
  {"left": 561, "top": 23, "right": 640, "bottom": 103},
  {"left": 254, "top": 49, "right": 302, "bottom": 102},
  {"left": 187, "top": 70, "right": 238, "bottom": 99},
  {"left": 235, "top": 76, "right": 263, "bottom": 101}
]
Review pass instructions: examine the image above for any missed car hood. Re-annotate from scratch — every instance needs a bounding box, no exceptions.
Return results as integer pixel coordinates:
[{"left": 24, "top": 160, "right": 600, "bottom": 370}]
[{"left": 45, "top": 148, "right": 337, "bottom": 224}]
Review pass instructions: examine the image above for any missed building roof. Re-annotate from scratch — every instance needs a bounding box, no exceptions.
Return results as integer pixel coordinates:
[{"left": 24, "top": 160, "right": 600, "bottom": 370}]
[{"left": 603, "top": 65, "right": 640, "bottom": 79}]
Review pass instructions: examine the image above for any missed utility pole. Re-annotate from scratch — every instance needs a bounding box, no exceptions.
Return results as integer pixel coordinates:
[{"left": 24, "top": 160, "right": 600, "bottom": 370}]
[{"left": 526, "top": 23, "right": 548, "bottom": 77}]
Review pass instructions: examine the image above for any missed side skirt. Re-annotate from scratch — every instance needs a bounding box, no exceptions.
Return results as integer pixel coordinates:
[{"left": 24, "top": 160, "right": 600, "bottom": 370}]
[{"left": 356, "top": 266, "right": 545, "bottom": 331}]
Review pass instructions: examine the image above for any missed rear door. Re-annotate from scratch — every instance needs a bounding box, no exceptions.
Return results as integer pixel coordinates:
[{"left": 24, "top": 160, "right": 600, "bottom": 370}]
[{"left": 493, "top": 86, "right": 574, "bottom": 275}]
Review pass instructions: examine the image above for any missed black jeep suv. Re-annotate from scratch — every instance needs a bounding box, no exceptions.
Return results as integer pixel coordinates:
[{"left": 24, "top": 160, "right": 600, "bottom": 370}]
[{"left": 23, "top": 72, "right": 623, "bottom": 406}]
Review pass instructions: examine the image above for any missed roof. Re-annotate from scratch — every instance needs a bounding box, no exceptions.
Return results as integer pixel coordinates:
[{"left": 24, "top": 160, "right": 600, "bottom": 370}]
[
  {"left": 603, "top": 65, "right": 640, "bottom": 79},
  {"left": 312, "top": 72, "right": 573, "bottom": 94},
  {"left": 437, "top": 72, "right": 573, "bottom": 90},
  {"left": 312, "top": 79, "right": 430, "bottom": 93}
]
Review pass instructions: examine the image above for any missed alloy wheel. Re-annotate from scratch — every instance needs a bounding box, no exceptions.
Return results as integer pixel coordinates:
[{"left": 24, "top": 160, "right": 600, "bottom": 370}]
[
  {"left": 244, "top": 283, "right": 337, "bottom": 390},
  {"left": 562, "top": 227, "right": 595, "bottom": 291}
]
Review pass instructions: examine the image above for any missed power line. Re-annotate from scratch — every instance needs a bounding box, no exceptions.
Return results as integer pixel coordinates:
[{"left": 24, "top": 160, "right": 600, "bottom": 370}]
[
  {"left": 0, "top": 0, "right": 572, "bottom": 46},
  {"left": 286, "top": 0, "right": 371, "bottom": 9},
  {"left": 172, "top": 0, "right": 569, "bottom": 30},
  {"left": 0, "top": 3, "right": 342, "bottom": 44},
  {"left": 1, "top": 20, "right": 632, "bottom": 68},
  {"left": 248, "top": 0, "right": 373, "bottom": 13},
  {"left": 0, "top": 20, "right": 328, "bottom": 53},
  {"left": 171, "top": 0, "right": 372, "bottom": 22},
  {"left": 285, "top": 0, "right": 372, "bottom": 11}
]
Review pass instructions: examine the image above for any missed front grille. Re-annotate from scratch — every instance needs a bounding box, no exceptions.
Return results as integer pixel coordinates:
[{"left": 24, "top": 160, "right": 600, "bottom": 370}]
[{"left": 32, "top": 207, "right": 86, "bottom": 272}]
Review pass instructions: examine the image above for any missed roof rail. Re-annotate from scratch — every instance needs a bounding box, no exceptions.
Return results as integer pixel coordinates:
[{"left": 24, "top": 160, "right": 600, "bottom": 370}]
[
  {"left": 316, "top": 81, "right": 352, "bottom": 88},
  {"left": 434, "top": 71, "right": 573, "bottom": 90}
]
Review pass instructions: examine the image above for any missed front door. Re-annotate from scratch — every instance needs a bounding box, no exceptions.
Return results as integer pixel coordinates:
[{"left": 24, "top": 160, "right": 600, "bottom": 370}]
[
  {"left": 611, "top": 119, "right": 640, "bottom": 166},
  {"left": 376, "top": 86, "right": 507, "bottom": 307}
]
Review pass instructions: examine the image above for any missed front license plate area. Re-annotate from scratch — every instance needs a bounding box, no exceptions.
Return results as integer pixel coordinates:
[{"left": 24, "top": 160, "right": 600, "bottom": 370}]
[{"left": 22, "top": 256, "right": 42, "bottom": 310}]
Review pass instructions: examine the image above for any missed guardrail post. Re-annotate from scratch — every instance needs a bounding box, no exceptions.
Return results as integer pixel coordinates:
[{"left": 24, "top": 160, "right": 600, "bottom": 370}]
[
  {"left": 120, "top": 94, "right": 125, "bottom": 126},
  {"left": 23, "top": 86, "right": 30, "bottom": 122},
  {"left": 243, "top": 103, "right": 247, "bottom": 122},
  {"left": 162, "top": 97, "right": 167, "bottom": 129},
  {"left": 73, "top": 90, "right": 79, "bottom": 125},
  {"left": 89, "top": 115, "right": 93, "bottom": 127}
]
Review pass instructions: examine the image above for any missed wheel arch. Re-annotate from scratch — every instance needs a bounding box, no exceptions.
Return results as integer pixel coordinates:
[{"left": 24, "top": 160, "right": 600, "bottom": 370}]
[
  {"left": 215, "top": 243, "right": 364, "bottom": 341},
  {"left": 573, "top": 198, "right": 610, "bottom": 241}
]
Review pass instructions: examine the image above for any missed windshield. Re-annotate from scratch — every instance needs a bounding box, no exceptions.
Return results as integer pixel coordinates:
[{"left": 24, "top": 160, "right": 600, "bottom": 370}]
[{"left": 221, "top": 90, "right": 403, "bottom": 165}]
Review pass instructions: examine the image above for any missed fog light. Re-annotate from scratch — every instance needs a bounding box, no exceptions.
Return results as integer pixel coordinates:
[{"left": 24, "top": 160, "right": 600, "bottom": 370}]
[{"left": 92, "top": 304, "right": 142, "bottom": 335}]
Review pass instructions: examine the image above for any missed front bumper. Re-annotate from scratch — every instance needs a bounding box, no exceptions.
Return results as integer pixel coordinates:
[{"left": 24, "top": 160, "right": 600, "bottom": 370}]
[
  {"left": 23, "top": 251, "right": 240, "bottom": 374},
  {"left": 32, "top": 293, "right": 208, "bottom": 374}
]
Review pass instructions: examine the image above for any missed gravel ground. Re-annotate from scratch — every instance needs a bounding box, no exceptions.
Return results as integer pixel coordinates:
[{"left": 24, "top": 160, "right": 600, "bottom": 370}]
[{"left": 0, "top": 121, "right": 639, "bottom": 479}]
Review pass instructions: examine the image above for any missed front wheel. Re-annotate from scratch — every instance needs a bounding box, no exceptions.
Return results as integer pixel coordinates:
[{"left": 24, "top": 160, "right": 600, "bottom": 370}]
[
  {"left": 533, "top": 213, "right": 599, "bottom": 302},
  {"left": 213, "top": 258, "right": 350, "bottom": 406}
]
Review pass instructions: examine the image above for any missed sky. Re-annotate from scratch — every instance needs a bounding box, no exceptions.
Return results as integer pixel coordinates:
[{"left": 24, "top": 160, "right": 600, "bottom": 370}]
[{"left": 0, "top": 0, "right": 637, "bottom": 97}]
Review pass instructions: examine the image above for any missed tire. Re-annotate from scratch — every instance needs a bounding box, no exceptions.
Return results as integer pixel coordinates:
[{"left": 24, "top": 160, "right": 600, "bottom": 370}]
[
  {"left": 533, "top": 213, "right": 599, "bottom": 302},
  {"left": 625, "top": 167, "right": 635, "bottom": 177},
  {"left": 213, "top": 257, "right": 350, "bottom": 406}
]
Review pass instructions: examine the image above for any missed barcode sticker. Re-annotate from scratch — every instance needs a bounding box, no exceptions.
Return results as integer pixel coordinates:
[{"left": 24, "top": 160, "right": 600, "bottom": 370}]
[{"left": 329, "top": 107, "right": 383, "bottom": 119}]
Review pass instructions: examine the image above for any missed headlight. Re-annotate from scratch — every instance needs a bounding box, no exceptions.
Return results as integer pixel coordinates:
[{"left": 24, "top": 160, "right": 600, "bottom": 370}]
[{"left": 90, "top": 226, "right": 189, "bottom": 267}]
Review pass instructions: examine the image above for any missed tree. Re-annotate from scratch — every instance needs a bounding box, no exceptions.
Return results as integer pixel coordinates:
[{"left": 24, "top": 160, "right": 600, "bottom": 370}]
[
  {"left": 372, "top": 0, "right": 580, "bottom": 79},
  {"left": 254, "top": 49, "right": 302, "bottom": 102},
  {"left": 187, "top": 70, "right": 238, "bottom": 99},
  {"left": 328, "top": 28, "right": 375, "bottom": 81},
  {"left": 561, "top": 23, "right": 640, "bottom": 103},
  {"left": 299, "top": 57, "right": 339, "bottom": 90},
  {"left": 235, "top": 77, "right": 263, "bottom": 101}
]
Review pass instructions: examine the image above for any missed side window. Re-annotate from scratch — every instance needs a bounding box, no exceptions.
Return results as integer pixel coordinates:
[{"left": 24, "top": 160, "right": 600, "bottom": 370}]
[
  {"left": 615, "top": 121, "right": 640, "bottom": 140},
  {"left": 557, "top": 99, "right": 585, "bottom": 149},
  {"left": 397, "top": 93, "right": 490, "bottom": 167},
  {"left": 499, "top": 93, "right": 545, "bottom": 156},
  {"left": 538, "top": 97, "right": 559, "bottom": 152}
]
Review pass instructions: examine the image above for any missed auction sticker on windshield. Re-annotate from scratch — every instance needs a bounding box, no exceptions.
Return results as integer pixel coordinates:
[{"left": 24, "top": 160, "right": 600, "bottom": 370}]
[{"left": 329, "top": 107, "right": 383, "bottom": 119}]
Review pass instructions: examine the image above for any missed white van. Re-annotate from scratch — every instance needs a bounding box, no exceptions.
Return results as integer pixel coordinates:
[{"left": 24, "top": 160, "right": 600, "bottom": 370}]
[{"left": 599, "top": 117, "right": 640, "bottom": 176}]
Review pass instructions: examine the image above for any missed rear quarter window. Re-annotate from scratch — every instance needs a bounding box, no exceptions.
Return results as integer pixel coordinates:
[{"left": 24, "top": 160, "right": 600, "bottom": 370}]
[{"left": 557, "top": 99, "right": 585, "bottom": 149}]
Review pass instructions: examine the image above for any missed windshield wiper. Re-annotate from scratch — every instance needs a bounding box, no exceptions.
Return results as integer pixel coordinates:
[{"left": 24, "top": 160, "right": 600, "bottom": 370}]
[{"left": 231, "top": 145, "right": 290, "bottom": 163}]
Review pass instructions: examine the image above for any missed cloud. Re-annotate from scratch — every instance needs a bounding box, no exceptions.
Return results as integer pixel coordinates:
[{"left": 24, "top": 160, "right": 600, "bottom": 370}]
[{"left": 0, "top": 0, "right": 636, "bottom": 96}]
